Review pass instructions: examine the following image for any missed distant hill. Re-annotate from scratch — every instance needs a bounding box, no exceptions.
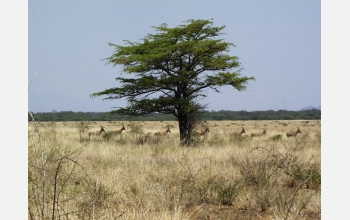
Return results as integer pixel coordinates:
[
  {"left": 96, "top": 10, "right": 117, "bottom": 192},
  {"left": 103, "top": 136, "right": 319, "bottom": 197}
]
[{"left": 301, "top": 105, "right": 321, "bottom": 111}]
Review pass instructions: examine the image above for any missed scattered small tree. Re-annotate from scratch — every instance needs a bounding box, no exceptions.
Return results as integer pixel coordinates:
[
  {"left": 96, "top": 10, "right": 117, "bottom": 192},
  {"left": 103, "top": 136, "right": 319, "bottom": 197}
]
[{"left": 91, "top": 19, "right": 255, "bottom": 145}]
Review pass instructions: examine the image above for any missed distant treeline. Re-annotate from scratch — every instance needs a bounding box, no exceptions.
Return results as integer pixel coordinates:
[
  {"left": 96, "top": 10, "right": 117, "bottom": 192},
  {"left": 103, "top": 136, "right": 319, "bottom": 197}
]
[{"left": 28, "top": 109, "right": 321, "bottom": 122}]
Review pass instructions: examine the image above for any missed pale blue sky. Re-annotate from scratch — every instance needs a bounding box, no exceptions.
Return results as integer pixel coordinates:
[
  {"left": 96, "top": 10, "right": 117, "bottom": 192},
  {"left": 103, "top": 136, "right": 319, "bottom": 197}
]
[{"left": 28, "top": 0, "right": 321, "bottom": 112}]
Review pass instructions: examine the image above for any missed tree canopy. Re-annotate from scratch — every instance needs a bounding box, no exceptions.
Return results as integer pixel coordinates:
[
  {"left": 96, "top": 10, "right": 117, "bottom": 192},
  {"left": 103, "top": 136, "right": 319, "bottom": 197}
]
[{"left": 91, "top": 19, "right": 255, "bottom": 145}]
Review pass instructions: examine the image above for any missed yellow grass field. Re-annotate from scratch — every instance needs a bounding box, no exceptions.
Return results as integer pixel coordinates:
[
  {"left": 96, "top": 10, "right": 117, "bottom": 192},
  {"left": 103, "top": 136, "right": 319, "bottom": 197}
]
[{"left": 28, "top": 120, "right": 321, "bottom": 220}]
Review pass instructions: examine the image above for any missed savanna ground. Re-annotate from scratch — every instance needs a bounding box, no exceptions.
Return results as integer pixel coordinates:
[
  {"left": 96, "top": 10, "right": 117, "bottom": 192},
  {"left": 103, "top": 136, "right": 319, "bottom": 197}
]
[{"left": 28, "top": 120, "right": 321, "bottom": 220}]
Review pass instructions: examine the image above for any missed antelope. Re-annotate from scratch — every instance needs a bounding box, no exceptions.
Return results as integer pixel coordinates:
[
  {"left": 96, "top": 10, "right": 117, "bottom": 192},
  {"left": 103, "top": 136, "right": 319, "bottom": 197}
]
[
  {"left": 233, "top": 127, "right": 246, "bottom": 136},
  {"left": 88, "top": 126, "right": 105, "bottom": 139},
  {"left": 155, "top": 126, "right": 171, "bottom": 136},
  {"left": 251, "top": 129, "right": 266, "bottom": 137},
  {"left": 197, "top": 127, "right": 210, "bottom": 136},
  {"left": 286, "top": 127, "right": 301, "bottom": 137},
  {"left": 110, "top": 124, "right": 127, "bottom": 134}
]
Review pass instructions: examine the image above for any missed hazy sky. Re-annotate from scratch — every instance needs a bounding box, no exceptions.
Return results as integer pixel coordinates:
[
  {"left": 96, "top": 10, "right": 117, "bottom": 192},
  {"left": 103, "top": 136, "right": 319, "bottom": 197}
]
[{"left": 28, "top": 0, "right": 321, "bottom": 113}]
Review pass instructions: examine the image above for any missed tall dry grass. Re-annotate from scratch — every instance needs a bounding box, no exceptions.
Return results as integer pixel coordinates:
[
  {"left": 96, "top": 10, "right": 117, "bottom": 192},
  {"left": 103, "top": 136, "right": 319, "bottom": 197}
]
[{"left": 28, "top": 120, "right": 321, "bottom": 220}]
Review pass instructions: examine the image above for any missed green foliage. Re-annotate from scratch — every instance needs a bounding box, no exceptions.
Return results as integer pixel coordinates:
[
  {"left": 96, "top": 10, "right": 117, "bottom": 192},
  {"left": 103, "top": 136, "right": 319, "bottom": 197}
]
[
  {"left": 29, "top": 109, "right": 321, "bottom": 122},
  {"left": 265, "top": 148, "right": 321, "bottom": 190},
  {"left": 269, "top": 134, "right": 283, "bottom": 141},
  {"left": 283, "top": 162, "right": 321, "bottom": 190},
  {"left": 215, "top": 180, "right": 243, "bottom": 205}
]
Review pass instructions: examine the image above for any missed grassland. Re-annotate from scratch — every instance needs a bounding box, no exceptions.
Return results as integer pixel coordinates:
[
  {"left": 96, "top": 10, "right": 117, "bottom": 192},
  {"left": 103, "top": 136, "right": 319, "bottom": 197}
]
[{"left": 28, "top": 120, "right": 321, "bottom": 220}]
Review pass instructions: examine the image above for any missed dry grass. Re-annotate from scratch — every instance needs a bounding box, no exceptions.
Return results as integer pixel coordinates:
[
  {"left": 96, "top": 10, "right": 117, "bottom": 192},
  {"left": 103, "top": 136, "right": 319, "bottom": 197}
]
[{"left": 28, "top": 120, "right": 321, "bottom": 220}]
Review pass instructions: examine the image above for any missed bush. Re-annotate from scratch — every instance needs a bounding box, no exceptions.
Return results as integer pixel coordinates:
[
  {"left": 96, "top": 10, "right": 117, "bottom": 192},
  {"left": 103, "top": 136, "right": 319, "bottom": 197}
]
[
  {"left": 269, "top": 134, "right": 283, "bottom": 141},
  {"left": 215, "top": 180, "right": 243, "bottom": 205}
]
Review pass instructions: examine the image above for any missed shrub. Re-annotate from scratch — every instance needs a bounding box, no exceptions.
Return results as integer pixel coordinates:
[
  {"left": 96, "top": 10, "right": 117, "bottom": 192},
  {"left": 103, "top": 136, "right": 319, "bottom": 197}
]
[
  {"left": 215, "top": 180, "right": 243, "bottom": 205},
  {"left": 269, "top": 134, "right": 283, "bottom": 141}
]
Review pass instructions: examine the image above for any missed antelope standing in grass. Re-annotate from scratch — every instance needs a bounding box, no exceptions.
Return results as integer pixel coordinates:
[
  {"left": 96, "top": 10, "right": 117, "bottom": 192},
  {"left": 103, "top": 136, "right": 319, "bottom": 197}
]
[
  {"left": 286, "top": 127, "right": 301, "bottom": 137},
  {"left": 251, "top": 128, "right": 266, "bottom": 137},
  {"left": 88, "top": 126, "right": 105, "bottom": 139},
  {"left": 196, "top": 127, "right": 210, "bottom": 136},
  {"left": 233, "top": 127, "right": 246, "bottom": 136},
  {"left": 155, "top": 126, "right": 171, "bottom": 136},
  {"left": 110, "top": 124, "right": 127, "bottom": 134}
]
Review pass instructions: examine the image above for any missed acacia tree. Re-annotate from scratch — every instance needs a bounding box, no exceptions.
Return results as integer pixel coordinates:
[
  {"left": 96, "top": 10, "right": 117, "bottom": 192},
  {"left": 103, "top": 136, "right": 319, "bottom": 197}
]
[{"left": 91, "top": 19, "right": 255, "bottom": 145}]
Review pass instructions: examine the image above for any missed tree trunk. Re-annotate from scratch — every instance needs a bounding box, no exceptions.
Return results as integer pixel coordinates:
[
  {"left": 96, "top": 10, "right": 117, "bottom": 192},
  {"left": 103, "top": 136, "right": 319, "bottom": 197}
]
[{"left": 178, "top": 113, "right": 195, "bottom": 146}]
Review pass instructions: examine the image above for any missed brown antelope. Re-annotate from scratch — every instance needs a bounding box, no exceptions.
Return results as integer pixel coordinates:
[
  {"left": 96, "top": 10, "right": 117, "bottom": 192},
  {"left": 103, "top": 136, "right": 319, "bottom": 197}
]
[
  {"left": 155, "top": 126, "right": 171, "bottom": 136},
  {"left": 88, "top": 126, "right": 105, "bottom": 139},
  {"left": 233, "top": 127, "right": 246, "bottom": 136},
  {"left": 110, "top": 124, "right": 127, "bottom": 134},
  {"left": 251, "top": 129, "right": 266, "bottom": 137},
  {"left": 196, "top": 127, "right": 210, "bottom": 136},
  {"left": 286, "top": 127, "right": 301, "bottom": 137}
]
